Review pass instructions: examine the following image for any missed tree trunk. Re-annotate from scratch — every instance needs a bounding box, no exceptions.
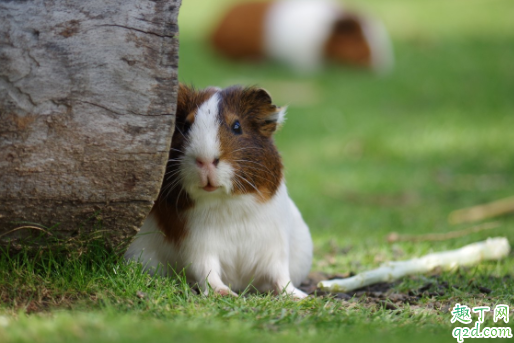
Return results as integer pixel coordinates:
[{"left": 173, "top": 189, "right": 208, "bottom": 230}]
[{"left": 0, "top": 0, "right": 180, "bottom": 252}]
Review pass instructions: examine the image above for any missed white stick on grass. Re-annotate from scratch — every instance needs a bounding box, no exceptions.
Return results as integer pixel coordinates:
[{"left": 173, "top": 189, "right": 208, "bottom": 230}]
[{"left": 318, "top": 237, "right": 510, "bottom": 292}]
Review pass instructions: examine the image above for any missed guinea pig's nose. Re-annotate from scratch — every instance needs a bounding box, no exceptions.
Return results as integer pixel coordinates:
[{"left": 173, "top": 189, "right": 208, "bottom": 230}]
[{"left": 196, "top": 157, "right": 220, "bottom": 168}]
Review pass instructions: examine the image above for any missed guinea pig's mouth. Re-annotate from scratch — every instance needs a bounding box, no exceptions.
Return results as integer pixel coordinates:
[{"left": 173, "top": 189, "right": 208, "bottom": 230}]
[{"left": 202, "top": 182, "right": 219, "bottom": 192}]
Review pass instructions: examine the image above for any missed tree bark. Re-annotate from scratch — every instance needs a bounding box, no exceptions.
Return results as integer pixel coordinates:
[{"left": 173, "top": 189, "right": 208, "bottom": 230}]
[{"left": 0, "top": 0, "right": 180, "bottom": 252}]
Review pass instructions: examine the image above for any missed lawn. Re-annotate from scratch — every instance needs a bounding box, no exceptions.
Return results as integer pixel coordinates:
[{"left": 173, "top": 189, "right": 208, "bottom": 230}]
[{"left": 1, "top": 0, "right": 514, "bottom": 342}]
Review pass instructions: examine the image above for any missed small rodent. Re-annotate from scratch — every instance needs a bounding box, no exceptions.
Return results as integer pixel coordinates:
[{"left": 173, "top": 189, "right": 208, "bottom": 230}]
[
  {"left": 125, "top": 84, "right": 313, "bottom": 299},
  {"left": 210, "top": 0, "right": 394, "bottom": 73}
]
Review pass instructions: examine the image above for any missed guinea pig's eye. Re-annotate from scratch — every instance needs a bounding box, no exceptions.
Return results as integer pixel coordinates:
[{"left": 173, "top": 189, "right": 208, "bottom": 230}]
[{"left": 231, "top": 120, "right": 242, "bottom": 135}]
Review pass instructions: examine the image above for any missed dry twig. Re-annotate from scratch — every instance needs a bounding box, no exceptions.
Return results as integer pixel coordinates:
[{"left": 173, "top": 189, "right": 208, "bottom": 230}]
[
  {"left": 449, "top": 196, "right": 514, "bottom": 224},
  {"left": 318, "top": 237, "right": 510, "bottom": 293},
  {"left": 387, "top": 222, "right": 501, "bottom": 243}
]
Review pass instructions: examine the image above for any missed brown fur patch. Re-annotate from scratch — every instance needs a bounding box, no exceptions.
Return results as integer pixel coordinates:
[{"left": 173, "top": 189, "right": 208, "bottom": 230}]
[
  {"left": 152, "top": 84, "right": 217, "bottom": 244},
  {"left": 210, "top": 2, "right": 272, "bottom": 60},
  {"left": 324, "top": 15, "right": 372, "bottom": 67},
  {"left": 217, "top": 86, "right": 283, "bottom": 202},
  {"left": 176, "top": 84, "right": 218, "bottom": 128},
  {"left": 151, "top": 194, "right": 192, "bottom": 246}
]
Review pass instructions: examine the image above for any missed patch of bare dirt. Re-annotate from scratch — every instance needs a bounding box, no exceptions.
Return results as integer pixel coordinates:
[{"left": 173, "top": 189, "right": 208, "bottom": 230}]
[{"left": 298, "top": 271, "right": 505, "bottom": 311}]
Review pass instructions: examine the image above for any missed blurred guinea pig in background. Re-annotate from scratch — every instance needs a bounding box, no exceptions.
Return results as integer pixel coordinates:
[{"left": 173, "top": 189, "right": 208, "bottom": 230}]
[{"left": 210, "top": 0, "right": 394, "bottom": 74}]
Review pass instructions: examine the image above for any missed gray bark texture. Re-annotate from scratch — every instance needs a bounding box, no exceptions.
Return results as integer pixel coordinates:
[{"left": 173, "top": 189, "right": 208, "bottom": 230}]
[{"left": 0, "top": 0, "right": 180, "bottom": 252}]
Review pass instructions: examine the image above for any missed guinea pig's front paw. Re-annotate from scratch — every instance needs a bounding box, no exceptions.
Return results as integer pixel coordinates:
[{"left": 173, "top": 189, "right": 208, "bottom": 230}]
[
  {"left": 287, "top": 288, "right": 308, "bottom": 300},
  {"left": 202, "top": 285, "right": 238, "bottom": 297},
  {"left": 214, "top": 287, "right": 238, "bottom": 297},
  {"left": 274, "top": 282, "right": 309, "bottom": 300}
]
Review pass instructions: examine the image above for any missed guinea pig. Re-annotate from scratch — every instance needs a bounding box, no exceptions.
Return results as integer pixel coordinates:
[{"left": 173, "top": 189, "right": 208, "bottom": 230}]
[
  {"left": 210, "top": 0, "right": 394, "bottom": 73},
  {"left": 125, "top": 84, "right": 313, "bottom": 299}
]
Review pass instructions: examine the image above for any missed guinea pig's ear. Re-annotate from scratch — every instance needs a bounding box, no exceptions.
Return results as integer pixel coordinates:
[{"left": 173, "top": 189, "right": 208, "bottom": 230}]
[
  {"left": 245, "top": 88, "right": 286, "bottom": 136},
  {"left": 266, "top": 105, "right": 287, "bottom": 126}
]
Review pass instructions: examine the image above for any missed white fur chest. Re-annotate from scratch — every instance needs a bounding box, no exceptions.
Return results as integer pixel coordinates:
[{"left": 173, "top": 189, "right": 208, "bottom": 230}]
[{"left": 181, "top": 185, "right": 292, "bottom": 290}]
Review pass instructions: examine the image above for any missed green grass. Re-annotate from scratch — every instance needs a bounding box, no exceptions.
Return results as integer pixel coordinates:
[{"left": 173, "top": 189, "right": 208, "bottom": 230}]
[{"left": 2, "top": 0, "right": 514, "bottom": 341}]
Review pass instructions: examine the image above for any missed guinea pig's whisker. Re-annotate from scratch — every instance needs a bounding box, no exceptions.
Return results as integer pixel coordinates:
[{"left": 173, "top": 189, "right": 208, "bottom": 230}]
[
  {"left": 175, "top": 185, "right": 188, "bottom": 214},
  {"left": 163, "top": 178, "right": 184, "bottom": 201},
  {"left": 164, "top": 168, "right": 181, "bottom": 177},
  {"left": 174, "top": 127, "right": 187, "bottom": 140},
  {"left": 158, "top": 179, "right": 177, "bottom": 204},
  {"left": 169, "top": 148, "right": 185, "bottom": 154},
  {"left": 236, "top": 164, "right": 273, "bottom": 176},
  {"left": 163, "top": 176, "right": 181, "bottom": 191},
  {"left": 234, "top": 160, "right": 277, "bottom": 180},
  {"left": 160, "top": 183, "right": 176, "bottom": 200},
  {"left": 234, "top": 159, "right": 272, "bottom": 171},
  {"left": 241, "top": 170, "right": 275, "bottom": 185},
  {"left": 232, "top": 147, "right": 265, "bottom": 153},
  {"left": 234, "top": 178, "right": 245, "bottom": 193},
  {"left": 234, "top": 176, "right": 246, "bottom": 194},
  {"left": 164, "top": 167, "right": 180, "bottom": 176},
  {"left": 163, "top": 177, "right": 181, "bottom": 193},
  {"left": 161, "top": 171, "right": 183, "bottom": 192},
  {"left": 235, "top": 173, "right": 262, "bottom": 197}
]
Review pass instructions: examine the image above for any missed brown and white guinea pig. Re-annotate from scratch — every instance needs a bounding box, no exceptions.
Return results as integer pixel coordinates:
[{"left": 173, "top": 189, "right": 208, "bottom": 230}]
[
  {"left": 125, "top": 84, "right": 313, "bottom": 299},
  {"left": 210, "top": 0, "right": 394, "bottom": 73}
]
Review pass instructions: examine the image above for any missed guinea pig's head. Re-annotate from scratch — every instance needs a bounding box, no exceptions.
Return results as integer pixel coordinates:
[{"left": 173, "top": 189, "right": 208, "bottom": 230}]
[
  {"left": 324, "top": 15, "right": 372, "bottom": 68},
  {"left": 165, "top": 84, "right": 286, "bottom": 202},
  {"left": 324, "top": 14, "right": 394, "bottom": 73}
]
